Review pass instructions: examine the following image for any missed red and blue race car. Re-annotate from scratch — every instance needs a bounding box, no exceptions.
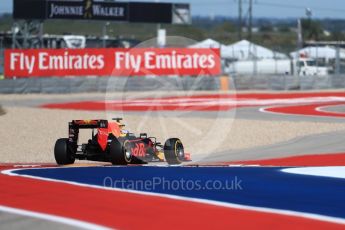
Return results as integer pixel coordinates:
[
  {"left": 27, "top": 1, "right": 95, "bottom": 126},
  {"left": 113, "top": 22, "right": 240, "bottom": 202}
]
[{"left": 54, "top": 118, "right": 191, "bottom": 165}]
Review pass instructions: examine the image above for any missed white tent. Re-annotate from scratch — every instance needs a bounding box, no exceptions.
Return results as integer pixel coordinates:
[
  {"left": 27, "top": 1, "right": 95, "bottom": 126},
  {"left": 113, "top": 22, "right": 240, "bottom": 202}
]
[
  {"left": 224, "top": 40, "right": 288, "bottom": 60},
  {"left": 290, "top": 46, "right": 345, "bottom": 59},
  {"left": 189, "top": 39, "right": 231, "bottom": 59},
  {"left": 189, "top": 38, "right": 224, "bottom": 48}
]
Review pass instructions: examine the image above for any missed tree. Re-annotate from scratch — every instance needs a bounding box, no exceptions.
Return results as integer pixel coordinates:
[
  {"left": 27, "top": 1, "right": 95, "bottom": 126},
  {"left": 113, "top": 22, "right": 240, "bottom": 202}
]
[
  {"left": 259, "top": 24, "right": 273, "bottom": 32},
  {"left": 331, "top": 31, "right": 345, "bottom": 41},
  {"left": 301, "top": 19, "right": 323, "bottom": 40},
  {"left": 213, "top": 21, "right": 236, "bottom": 33},
  {"left": 277, "top": 25, "right": 290, "bottom": 33}
]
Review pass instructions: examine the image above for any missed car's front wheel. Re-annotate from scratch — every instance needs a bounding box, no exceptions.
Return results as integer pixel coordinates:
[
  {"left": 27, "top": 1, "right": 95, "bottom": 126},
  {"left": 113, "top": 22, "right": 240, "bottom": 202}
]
[
  {"left": 54, "top": 138, "right": 75, "bottom": 165},
  {"left": 164, "top": 138, "right": 184, "bottom": 165}
]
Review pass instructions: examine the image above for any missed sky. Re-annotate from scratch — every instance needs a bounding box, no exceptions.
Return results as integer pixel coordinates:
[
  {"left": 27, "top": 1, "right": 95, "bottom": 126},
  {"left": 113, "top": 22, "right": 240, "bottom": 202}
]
[{"left": 1, "top": 0, "right": 345, "bottom": 19}]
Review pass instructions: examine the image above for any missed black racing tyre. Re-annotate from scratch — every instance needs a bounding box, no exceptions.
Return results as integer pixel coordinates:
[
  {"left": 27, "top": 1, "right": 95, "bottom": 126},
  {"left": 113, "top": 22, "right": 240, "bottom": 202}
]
[
  {"left": 110, "top": 138, "right": 132, "bottom": 165},
  {"left": 164, "top": 138, "right": 184, "bottom": 165},
  {"left": 54, "top": 138, "right": 75, "bottom": 165}
]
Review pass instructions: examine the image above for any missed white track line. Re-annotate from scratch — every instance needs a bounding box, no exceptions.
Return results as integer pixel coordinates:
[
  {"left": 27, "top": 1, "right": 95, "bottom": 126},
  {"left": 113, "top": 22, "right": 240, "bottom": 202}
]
[
  {"left": 259, "top": 106, "right": 290, "bottom": 116},
  {"left": 104, "top": 96, "right": 345, "bottom": 107},
  {"left": 282, "top": 166, "right": 345, "bottom": 179},
  {"left": 0, "top": 205, "right": 110, "bottom": 230},
  {"left": 2, "top": 167, "right": 345, "bottom": 226}
]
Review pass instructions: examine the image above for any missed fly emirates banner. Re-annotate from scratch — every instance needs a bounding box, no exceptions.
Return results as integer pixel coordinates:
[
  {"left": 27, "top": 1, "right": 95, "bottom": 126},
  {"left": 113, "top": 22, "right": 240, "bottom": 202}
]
[{"left": 4, "top": 48, "right": 221, "bottom": 77}]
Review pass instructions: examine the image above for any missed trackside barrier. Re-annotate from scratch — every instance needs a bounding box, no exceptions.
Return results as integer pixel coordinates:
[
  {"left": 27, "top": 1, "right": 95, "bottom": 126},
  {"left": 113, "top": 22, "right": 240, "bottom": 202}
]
[
  {"left": 1, "top": 75, "right": 344, "bottom": 94},
  {"left": 231, "top": 74, "right": 345, "bottom": 90},
  {"left": 0, "top": 76, "right": 223, "bottom": 94}
]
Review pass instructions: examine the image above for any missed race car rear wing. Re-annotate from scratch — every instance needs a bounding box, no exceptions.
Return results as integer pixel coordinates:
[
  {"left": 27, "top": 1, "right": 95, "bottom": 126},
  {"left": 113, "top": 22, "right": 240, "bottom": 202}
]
[
  {"left": 68, "top": 120, "right": 108, "bottom": 147},
  {"left": 69, "top": 120, "right": 108, "bottom": 129}
]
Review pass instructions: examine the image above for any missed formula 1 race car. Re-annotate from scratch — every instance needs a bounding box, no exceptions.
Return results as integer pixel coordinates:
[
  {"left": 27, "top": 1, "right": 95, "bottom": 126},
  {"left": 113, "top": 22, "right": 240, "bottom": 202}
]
[{"left": 54, "top": 118, "right": 191, "bottom": 165}]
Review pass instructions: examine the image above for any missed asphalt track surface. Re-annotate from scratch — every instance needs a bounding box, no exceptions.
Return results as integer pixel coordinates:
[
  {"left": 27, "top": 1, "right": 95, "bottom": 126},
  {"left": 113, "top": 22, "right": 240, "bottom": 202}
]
[
  {"left": 1, "top": 91, "right": 345, "bottom": 229},
  {"left": 0, "top": 211, "right": 80, "bottom": 230},
  {"left": 207, "top": 130, "right": 345, "bottom": 162}
]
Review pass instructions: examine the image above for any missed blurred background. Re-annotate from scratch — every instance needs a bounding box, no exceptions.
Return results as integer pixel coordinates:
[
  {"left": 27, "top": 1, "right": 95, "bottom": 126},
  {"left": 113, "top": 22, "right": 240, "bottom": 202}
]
[{"left": 1, "top": 0, "right": 345, "bottom": 91}]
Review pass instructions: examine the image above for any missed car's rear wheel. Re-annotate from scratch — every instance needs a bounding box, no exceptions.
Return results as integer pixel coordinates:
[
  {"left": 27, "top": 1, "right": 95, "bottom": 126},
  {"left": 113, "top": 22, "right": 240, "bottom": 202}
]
[
  {"left": 54, "top": 138, "right": 75, "bottom": 165},
  {"left": 110, "top": 138, "right": 132, "bottom": 165},
  {"left": 164, "top": 138, "right": 184, "bottom": 165}
]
